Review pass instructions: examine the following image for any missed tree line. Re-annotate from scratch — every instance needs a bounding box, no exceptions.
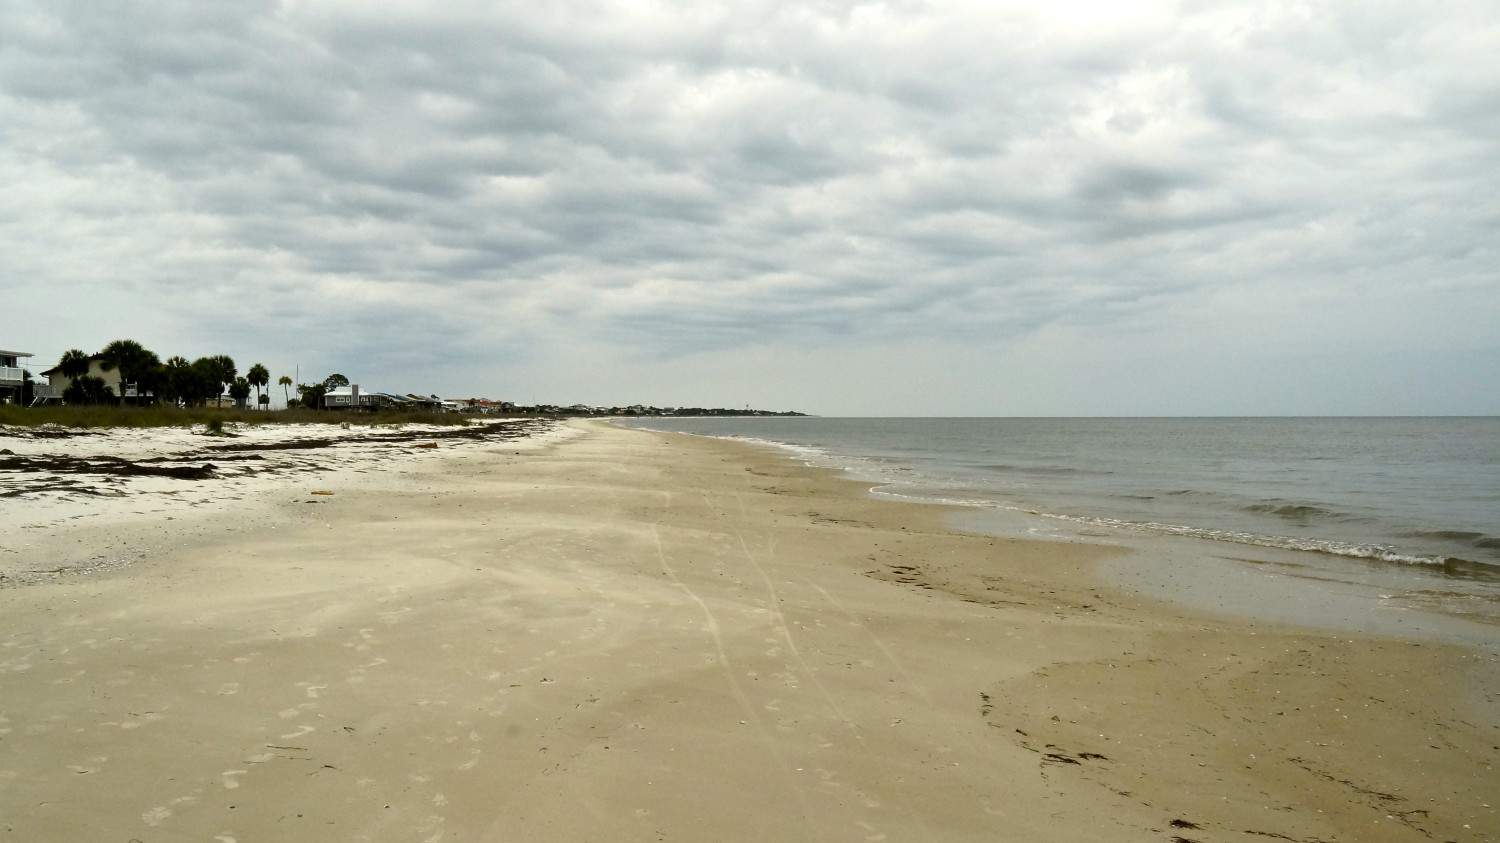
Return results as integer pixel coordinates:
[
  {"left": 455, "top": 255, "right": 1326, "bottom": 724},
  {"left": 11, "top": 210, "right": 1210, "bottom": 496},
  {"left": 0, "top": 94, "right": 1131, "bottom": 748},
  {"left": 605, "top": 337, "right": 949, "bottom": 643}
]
[{"left": 44, "top": 339, "right": 348, "bottom": 410}]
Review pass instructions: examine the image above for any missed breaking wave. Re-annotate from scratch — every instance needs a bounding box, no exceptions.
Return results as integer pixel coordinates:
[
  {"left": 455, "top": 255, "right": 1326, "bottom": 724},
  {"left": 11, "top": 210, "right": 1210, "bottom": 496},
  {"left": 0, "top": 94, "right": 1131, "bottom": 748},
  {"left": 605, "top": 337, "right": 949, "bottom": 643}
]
[
  {"left": 858, "top": 488, "right": 1499, "bottom": 580},
  {"left": 1400, "top": 529, "right": 1500, "bottom": 551},
  {"left": 979, "top": 463, "right": 1108, "bottom": 476},
  {"left": 648, "top": 428, "right": 1500, "bottom": 581},
  {"left": 882, "top": 489, "right": 1500, "bottom": 579},
  {"left": 1244, "top": 502, "right": 1350, "bottom": 521}
]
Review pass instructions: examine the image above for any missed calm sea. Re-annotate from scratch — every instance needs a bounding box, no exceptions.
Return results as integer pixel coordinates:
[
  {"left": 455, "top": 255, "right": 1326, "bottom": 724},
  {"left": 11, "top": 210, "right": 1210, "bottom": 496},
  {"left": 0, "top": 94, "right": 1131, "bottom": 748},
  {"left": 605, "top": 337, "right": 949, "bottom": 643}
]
[{"left": 621, "top": 417, "right": 1500, "bottom": 582}]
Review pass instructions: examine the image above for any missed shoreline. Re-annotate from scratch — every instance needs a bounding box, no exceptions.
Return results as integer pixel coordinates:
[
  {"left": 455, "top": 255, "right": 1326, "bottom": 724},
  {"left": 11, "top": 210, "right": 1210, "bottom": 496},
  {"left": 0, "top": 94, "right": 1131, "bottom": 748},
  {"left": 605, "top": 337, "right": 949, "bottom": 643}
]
[
  {"left": 620, "top": 420, "right": 1500, "bottom": 644},
  {"left": 1, "top": 420, "right": 1495, "bottom": 840}
]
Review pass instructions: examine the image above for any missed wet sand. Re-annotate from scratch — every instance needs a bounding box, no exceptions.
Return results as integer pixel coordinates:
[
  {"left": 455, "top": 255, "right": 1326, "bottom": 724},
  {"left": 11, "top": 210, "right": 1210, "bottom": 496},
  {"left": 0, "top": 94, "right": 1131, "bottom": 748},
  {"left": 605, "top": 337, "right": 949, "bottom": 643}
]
[
  {"left": 949, "top": 506, "right": 1500, "bottom": 646},
  {"left": 0, "top": 420, "right": 1495, "bottom": 840}
]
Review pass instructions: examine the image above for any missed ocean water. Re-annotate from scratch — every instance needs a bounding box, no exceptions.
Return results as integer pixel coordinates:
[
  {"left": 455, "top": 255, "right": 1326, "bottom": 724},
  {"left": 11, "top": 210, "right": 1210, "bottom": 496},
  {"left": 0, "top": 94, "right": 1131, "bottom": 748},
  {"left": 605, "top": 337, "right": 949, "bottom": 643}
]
[{"left": 621, "top": 417, "right": 1500, "bottom": 584}]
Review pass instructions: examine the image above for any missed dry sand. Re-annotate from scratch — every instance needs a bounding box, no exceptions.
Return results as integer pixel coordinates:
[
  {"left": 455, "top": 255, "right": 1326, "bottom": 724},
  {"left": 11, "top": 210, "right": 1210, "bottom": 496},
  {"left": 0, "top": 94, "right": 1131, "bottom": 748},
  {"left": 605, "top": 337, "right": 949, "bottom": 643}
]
[{"left": 0, "top": 420, "right": 1495, "bottom": 841}]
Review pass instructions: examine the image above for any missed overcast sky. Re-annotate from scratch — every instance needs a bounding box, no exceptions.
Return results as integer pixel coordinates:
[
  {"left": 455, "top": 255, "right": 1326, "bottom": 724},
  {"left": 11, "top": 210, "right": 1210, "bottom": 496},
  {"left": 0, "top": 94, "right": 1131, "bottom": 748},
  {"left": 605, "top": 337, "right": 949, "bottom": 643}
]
[{"left": 2, "top": 1, "right": 1497, "bottom": 415}]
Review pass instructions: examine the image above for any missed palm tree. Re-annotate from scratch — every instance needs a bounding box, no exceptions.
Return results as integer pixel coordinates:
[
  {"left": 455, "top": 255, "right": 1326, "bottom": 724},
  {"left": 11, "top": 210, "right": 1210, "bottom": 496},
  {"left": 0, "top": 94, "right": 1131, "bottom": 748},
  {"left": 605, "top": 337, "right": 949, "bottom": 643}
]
[
  {"left": 211, "top": 355, "right": 237, "bottom": 391},
  {"left": 155, "top": 357, "right": 183, "bottom": 407},
  {"left": 162, "top": 356, "right": 191, "bottom": 407},
  {"left": 55, "top": 349, "right": 92, "bottom": 404},
  {"left": 63, "top": 376, "right": 114, "bottom": 405},
  {"left": 137, "top": 364, "right": 167, "bottom": 406},
  {"left": 189, "top": 357, "right": 224, "bottom": 406},
  {"left": 57, "top": 349, "right": 91, "bottom": 383},
  {"left": 98, "top": 339, "right": 160, "bottom": 404},
  {"left": 229, "top": 377, "right": 252, "bottom": 410},
  {"left": 196, "top": 355, "right": 236, "bottom": 405},
  {"left": 278, "top": 375, "right": 293, "bottom": 407},
  {"left": 246, "top": 364, "right": 270, "bottom": 411}
]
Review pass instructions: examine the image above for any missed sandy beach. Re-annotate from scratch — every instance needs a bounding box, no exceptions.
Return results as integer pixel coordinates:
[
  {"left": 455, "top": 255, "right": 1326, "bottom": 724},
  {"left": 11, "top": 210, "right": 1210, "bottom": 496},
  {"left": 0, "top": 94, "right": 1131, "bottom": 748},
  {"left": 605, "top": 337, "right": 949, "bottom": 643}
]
[{"left": 1, "top": 420, "right": 1495, "bottom": 841}]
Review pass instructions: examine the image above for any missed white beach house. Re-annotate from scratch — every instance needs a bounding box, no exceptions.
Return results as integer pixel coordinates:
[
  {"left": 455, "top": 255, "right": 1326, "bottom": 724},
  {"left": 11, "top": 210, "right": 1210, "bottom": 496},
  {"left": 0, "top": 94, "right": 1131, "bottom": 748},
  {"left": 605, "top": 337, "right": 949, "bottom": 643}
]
[
  {"left": 38, "top": 355, "right": 150, "bottom": 401},
  {"left": 0, "top": 348, "right": 33, "bottom": 405}
]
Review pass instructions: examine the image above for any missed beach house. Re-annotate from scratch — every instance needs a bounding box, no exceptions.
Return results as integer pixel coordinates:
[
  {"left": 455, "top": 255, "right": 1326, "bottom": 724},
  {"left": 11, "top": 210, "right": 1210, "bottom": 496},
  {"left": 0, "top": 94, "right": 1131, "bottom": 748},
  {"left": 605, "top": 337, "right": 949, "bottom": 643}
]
[
  {"left": 0, "top": 348, "right": 33, "bottom": 405},
  {"left": 39, "top": 355, "right": 149, "bottom": 401},
  {"left": 455, "top": 398, "right": 507, "bottom": 414},
  {"left": 324, "top": 385, "right": 427, "bottom": 411}
]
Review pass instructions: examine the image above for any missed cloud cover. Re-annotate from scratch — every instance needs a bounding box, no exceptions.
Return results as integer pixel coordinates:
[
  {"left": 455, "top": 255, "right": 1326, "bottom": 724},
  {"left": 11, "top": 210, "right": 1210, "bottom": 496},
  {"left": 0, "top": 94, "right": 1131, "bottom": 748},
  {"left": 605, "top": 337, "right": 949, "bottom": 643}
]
[{"left": 2, "top": 0, "right": 1497, "bottom": 414}]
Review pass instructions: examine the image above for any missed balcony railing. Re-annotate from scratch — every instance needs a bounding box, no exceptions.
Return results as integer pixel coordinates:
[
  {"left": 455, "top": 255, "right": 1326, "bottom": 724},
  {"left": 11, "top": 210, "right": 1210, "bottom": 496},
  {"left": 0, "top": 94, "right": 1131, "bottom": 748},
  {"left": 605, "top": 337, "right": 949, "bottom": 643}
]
[{"left": 0, "top": 365, "right": 24, "bottom": 384}]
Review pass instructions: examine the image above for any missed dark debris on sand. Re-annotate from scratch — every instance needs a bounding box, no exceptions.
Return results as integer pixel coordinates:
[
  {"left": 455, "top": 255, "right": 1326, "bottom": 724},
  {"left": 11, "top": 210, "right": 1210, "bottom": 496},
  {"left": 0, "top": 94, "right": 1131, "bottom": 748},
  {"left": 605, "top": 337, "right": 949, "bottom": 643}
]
[
  {"left": 0, "top": 419, "right": 557, "bottom": 499},
  {"left": 0, "top": 454, "right": 218, "bottom": 481}
]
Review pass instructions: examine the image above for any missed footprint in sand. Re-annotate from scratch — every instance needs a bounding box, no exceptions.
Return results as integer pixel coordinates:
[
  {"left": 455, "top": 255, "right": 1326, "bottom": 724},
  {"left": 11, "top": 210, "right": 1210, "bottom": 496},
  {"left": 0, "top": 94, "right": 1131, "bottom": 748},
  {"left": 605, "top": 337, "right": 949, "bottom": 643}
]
[
  {"left": 378, "top": 606, "right": 412, "bottom": 624},
  {"left": 279, "top": 724, "right": 315, "bottom": 740},
  {"left": 64, "top": 755, "right": 108, "bottom": 775},
  {"left": 352, "top": 628, "right": 378, "bottom": 652},
  {"left": 221, "top": 770, "right": 247, "bottom": 789},
  {"left": 418, "top": 814, "right": 446, "bottom": 843},
  {"left": 216, "top": 683, "right": 240, "bottom": 695},
  {"left": 278, "top": 702, "right": 317, "bottom": 719},
  {"left": 117, "top": 711, "right": 166, "bottom": 730}
]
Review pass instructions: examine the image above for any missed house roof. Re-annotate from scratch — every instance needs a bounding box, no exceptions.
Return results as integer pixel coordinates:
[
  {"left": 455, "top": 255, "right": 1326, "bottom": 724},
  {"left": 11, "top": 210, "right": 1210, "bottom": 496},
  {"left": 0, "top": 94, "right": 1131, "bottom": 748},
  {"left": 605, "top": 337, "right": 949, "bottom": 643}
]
[
  {"left": 0, "top": 350, "right": 33, "bottom": 358},
  {"left": 326, "top": 386, "right": 414, "bottom": 403},
  {"left": 39, "top": 353, "right": 104, "bottom": 377}
]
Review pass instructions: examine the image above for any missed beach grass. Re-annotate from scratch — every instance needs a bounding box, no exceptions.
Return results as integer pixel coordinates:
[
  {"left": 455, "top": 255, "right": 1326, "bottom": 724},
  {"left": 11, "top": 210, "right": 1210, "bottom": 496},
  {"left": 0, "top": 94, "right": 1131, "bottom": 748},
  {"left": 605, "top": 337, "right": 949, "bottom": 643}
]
[{"left": 0, "top": 404, "right": 474, "bottom": 429}]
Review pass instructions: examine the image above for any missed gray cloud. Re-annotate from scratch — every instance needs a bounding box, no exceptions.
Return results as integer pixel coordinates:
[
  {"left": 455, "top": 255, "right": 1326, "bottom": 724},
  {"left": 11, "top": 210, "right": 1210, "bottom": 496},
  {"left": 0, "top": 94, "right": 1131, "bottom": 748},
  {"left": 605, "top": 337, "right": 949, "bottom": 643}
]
[{"left": 2, "top": 0, "right": 1497, "bottom": 413}]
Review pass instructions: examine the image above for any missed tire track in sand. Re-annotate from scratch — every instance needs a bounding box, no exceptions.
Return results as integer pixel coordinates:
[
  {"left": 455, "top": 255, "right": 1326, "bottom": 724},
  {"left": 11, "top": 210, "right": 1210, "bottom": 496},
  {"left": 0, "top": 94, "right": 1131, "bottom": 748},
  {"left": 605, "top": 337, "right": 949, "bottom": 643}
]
[
  {"left": 650, "top": 492, "right": 819, "bottom": 837},
  {"left": 720, "top": 490, "right": 855, "bottom": 730},
  {"left": 727, "top": 483, "right": 937, "bottom": 842},
  {"left": 808, "top": 583, "right": 936, "bottom": 710}
]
